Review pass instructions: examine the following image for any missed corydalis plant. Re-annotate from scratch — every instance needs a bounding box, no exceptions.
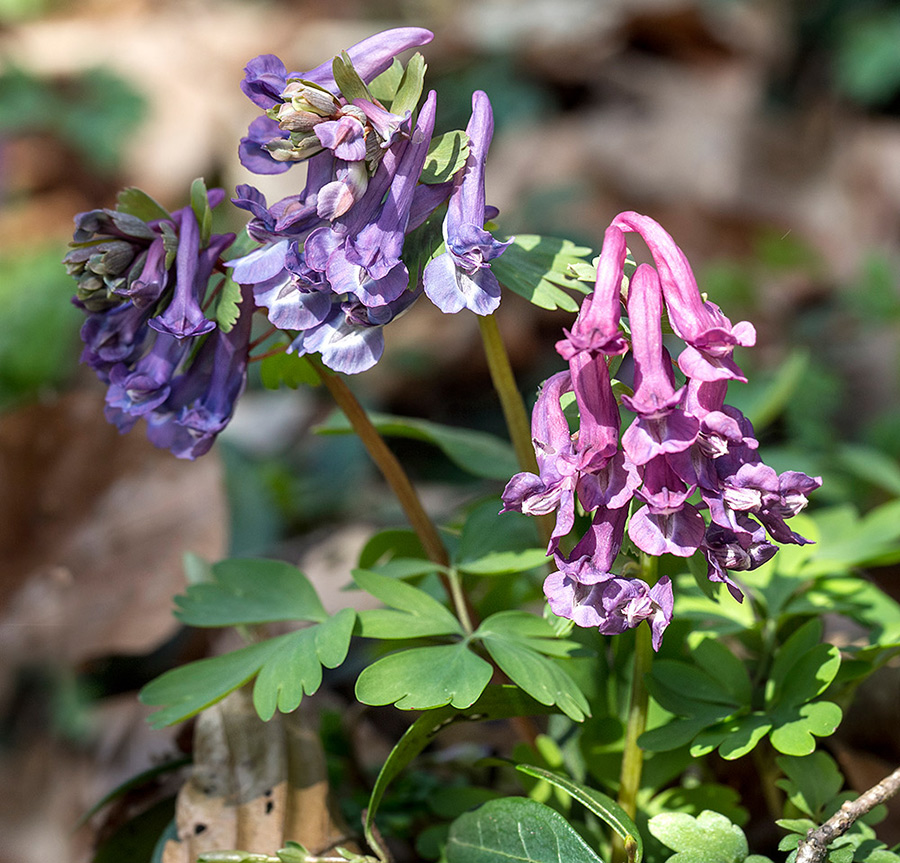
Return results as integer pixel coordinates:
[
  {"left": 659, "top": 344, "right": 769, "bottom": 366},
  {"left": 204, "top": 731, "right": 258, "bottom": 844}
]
[
  {"left": 501, "top": 213, "right": 822, "bottom": 648},
  {"left": 64, "top": 28, "right": 511, "bottom": 455},
  {"left": 228, "top": 28, "right": 509, "bottom": 375}
]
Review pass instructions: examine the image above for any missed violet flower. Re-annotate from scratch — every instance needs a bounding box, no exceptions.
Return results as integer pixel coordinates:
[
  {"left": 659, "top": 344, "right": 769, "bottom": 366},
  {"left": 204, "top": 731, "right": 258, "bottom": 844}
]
[
  {"left": 239, "top": 28, "right": 433, "bottom": 175},
  {"left": 545, "top": 507, "right": 674, "bottom": 649},
  {"left": 611, "top": 212, "right": 756, "bottom": 382},
  {"left": 288, "top": 289, "right": 421, "bottom": 375},
  {"left": 423, "top": 90, "right": 511, "bottom": 315},
  {"left": 146, "top": 286, "right": 255, "bottom": 459},
  {"left": 628, "top": 456, "right": 706, "bottom": 558},
  {"left": 501, "top": 371, "right": 579, "bottom": 551},
  {"left": 148, "top": 208, "right": 222, "bottom": 339},
  {"left": 556, "top": 225, "right": 629, "bottom": 360},
  {"left": 619, "top": 263, "right": 699, "bottom": 466}
]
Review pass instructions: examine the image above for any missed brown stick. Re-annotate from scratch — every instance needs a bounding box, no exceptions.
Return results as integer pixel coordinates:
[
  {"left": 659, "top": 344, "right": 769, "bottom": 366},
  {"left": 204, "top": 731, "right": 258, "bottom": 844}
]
[{"left": 795, "top": 765, "right": 900, "bottom": 863}]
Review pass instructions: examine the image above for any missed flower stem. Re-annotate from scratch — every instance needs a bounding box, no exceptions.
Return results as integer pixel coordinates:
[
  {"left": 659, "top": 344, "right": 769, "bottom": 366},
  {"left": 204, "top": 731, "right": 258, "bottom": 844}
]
[
  {"left": 447, "top": 569, "right": 474, "bottom": 636},
  {"left": 612, "top": 553, "right": 657, "bottom": 863},
  {"left": 477, "top": 314, "right": 554, "bottom": 547},
  {"left": 312, "top": 360, "right": 450, "bottom": 568}
]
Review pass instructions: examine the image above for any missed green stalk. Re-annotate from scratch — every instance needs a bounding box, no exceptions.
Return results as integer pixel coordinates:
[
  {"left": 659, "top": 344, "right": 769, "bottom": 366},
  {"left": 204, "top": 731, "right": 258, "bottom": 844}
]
[
  {"left": 477, "top": 313, "right": 554, "bottom": 548},
  {"left": 612, "top": 554, "right": 657, "bottom": 863},
  {"left": 312, "top": 360, "right": 450, "bottom": 568}
]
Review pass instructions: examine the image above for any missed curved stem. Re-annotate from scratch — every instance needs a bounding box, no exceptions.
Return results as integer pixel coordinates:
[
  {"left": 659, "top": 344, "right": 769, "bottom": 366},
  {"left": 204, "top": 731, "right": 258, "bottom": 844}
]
[
  {"left": 613, "top": 554, "right": 657, "bottom": 863},
  {"left": 312, "top": 360, "right": 450, "bottom": 568},
  {"left": 477, "top": 314, "right": 554, "bottom": 548}
]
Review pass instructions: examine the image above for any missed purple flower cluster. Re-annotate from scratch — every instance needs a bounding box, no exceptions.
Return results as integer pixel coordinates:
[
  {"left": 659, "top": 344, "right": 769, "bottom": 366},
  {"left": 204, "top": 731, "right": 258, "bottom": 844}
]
[
  {"left": 64, "top": 29, "right": 510, "bottom": 457},
  {"left": 229, "top": 28, "right": 509, "bottom": 374},
  {"left": 64, "top": 193, "right": 255, "bottom": 459},
  {"left": 501, "top": 212, "right": 821, "bottom": 649}
]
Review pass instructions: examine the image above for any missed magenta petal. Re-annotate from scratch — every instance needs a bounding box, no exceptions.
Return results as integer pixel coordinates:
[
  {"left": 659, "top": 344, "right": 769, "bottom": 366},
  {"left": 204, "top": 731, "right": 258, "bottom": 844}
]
[
  {"left": 557, "top": 225, "right": 628, "bottom": 359},
  {"left": 621, "top": 411, "right": 700, "bottom": 466},
  {"left": 628, "top": 503, "right": 706, "bottom": 557}
]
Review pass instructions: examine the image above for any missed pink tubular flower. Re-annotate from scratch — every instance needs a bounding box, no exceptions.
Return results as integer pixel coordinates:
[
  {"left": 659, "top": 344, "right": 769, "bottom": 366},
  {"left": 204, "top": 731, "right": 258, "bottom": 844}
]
[{"left": 611, "top": 211, "right": 756, "bottom": 382}]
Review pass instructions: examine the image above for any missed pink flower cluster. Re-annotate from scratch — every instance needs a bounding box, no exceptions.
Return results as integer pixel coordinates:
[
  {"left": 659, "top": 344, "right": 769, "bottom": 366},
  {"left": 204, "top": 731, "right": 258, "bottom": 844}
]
[{"left": 502, "top": 213, "right": 821, "bottom": 649}]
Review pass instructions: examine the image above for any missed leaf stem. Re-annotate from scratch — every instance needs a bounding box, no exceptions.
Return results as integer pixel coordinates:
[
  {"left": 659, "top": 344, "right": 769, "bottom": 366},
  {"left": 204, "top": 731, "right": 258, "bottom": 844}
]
[
  {"left": 447, "top": 568, "right": 474, "bottom": 636},
  {"left": 613, "top": 553, "right": 657, "bottom": 863},
  {"left": 312, "top": 360, "right": 450, "bottom": 569},
  {"left": 476, "top": 313, "right": 554, "bottom": 548}
]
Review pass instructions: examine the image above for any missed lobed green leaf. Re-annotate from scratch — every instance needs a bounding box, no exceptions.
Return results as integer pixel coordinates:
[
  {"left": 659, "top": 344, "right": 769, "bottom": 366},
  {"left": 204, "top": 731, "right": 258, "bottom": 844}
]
[
  {"left": 354, "top": 642, "right": 493, "bottom": 710},
  {"left": 174, "top": 558, "right": 327, "bottom": 627},
  {"left": 353, "top": 568, "right": 460, "bottom": 638},
  {"left": 480, "top": 635, "right": 589, "bottom": 721},
  {"left": 421, "top": 130, "right": 469, "bottom": 184},
  {"left": 492, "top": 235, "right": 594, "bottom": 312}
]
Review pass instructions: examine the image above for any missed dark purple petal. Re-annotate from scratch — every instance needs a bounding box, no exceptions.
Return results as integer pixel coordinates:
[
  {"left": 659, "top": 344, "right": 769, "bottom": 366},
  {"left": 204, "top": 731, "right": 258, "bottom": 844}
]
[
  {"left": 148, "top": 209, "right": 216, "bottom": 339},
  {"left": 569, "top": 350, "right": 621, "bottom": 471},
  {"left": 239, "top": 116, "right": 292, "bottom": 175},
  {"left": 240, "top": 54, "right": 289, "bottom": 108},
  {"left": 628, "top": 502, "right": 706, "bottom": 557}
]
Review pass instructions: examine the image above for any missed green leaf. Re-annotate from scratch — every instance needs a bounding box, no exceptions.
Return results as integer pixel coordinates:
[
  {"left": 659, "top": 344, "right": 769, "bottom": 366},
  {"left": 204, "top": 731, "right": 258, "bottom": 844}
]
[
  {"left": 775, "top": 751, "right": 845, "bottom": 820},
  {"left": 516, "top": 765, "right": 642, "bottom": 863},
  {"left": 649, "top": 810, "right": 759, "bottom": 863},
  {"left": 316, "top": 410, "right": 518, "bottom": 480},
  {"left": 259, "top": 349, "right": 319, "bottom": 390},
  {"left": 835, "top": 443, "right": 900, "bottom": 497},
  {"left": 689, "top": 713, "right": 772, "bottom": 760},
  {"left": 481, "top": 635, "right": 589, "bottom": 721},
  {"left": 768, "top": 701, "right": 842, "bottom": 756},
  {"left": 190, "top": 177, "right": 213, "bottom": 245},
  {"left": 355, "top": 642, "right": 493, "bottom": 710},
  {"left": 212, "top": 273, "right": 243, "bottom": 333},
  {"left": 140, "top": 639, "right": 282, "bottom": 727},
  {"left": 353, "top": 568, "right": 461, "bottom": 638},
  {"left": 421, "top": 130, "right": 469, "bottom": 184},
  {"left": 160, "top": 220, "right": 178, "bottom": 269},
  {"left": 492, "top": 235, "right": 594, "bottom": 312},
  {"left": 141, "top": 610, "right": 355, "bottom": 727},
  {"left": 455, "top": 498, "right": 544, "bottom": 573},
  {"left": 174, "top": 558, "right": 327, "bottom": 627},
  {"left": 776, "top": 818, "right": 817, "bottom": 836},
  {"left": 332, "top": 50, "right": 371, "bottom": 103},
  {"left": 640, "top": 716, "right": 729, "bottom": 753},
  {"left": 774, "top": 644, "right": 841, "bottom": 709},
  {"left": 648, "top": 661, "right": 740, "bottom": 710},
  {"left": 391, "top": 52, "right": 426, "bottom": 116},
  {"left": 446, "top": 797, "right": 604, "bottom": 863},
  {"left": 363, "top": 685, "right": 555, "bottom": 854},
  {"left": 475, "top": 611, "right": 583, "bottom": 657},
  {"left": 116, "top": 187, "right": 171, "bottom": 222},
  {"left": 368, "top": 58, "right": 405, "bottom": 104},
  {"left": 357, "top": 528, "right": 426, "bottom": 569},
  {"left": 457, "top": 548, "right": 549, "bottom": 576},
  {"left": 252, "top": 609, "right": 355, "bottom": 720},
  {"left": 767, "top": 619, "right": 825, "bottom": 700},
  {"left": 690, "top": 639, "right": 752, "bottom": 706}
]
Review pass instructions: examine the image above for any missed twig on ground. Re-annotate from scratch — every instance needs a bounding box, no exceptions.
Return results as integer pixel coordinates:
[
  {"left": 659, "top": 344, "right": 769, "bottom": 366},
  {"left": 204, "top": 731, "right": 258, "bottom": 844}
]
[{"left": 795, "top": 764, "right": 900, "bottom": 863}]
